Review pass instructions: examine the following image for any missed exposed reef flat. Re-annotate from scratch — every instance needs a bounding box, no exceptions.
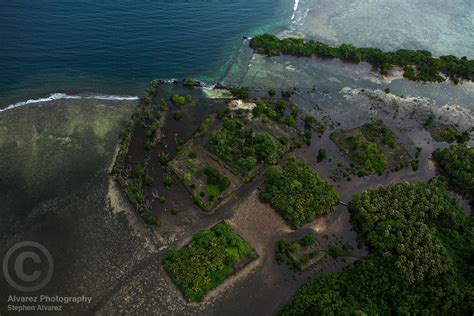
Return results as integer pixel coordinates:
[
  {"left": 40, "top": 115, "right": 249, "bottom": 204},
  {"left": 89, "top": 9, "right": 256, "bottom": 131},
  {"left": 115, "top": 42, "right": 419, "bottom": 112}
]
[
  {"left": 99, "top": 75, "right": 471, "bottom": 313},
  {"left": 1, "top": 71, "right": 471, "bottom": 314}
]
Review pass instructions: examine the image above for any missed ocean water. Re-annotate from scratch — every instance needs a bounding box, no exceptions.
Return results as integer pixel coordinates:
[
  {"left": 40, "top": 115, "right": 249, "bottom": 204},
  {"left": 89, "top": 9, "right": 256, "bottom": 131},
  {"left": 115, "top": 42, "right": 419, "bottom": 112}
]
[
  {"left": 0, "top": 0, "right": 291, "bottom": 107},
  {"left": 0, "top": 1, "right": 294, "bottom": 305}
]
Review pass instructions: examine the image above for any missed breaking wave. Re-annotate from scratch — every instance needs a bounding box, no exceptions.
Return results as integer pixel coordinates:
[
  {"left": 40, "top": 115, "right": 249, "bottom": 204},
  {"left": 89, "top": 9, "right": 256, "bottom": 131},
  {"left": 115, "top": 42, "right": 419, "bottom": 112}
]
[{"left": 0, "top": 93, "right": 139, "bottom": 112}]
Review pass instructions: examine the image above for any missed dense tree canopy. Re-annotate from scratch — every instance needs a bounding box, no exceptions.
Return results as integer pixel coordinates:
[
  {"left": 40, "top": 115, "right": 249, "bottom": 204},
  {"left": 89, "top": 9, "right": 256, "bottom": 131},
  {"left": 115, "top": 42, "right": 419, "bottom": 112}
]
[
  {"left": 230, "top": 86, "right": 250, "bottom": 99},
  {"left": 163, "top": 222, "right": 256, "bottom": 302},
  {"left": 351, "top": 179, "right": 460, "bottom": 283},
  {"left": 209, "top": 119, "right": 281, "bottom": 177},
  {"left": 250, "top": 34, "right": 474, "bottom": 84},
  {"left": 252, "top": 99, "right": 299, "bottom": 128},
  {"left": 280, "top": 253, "right": 473, "bottom": 315},
  {"left": 433, "top": 144, "right": 474, "bottom": 201},
  {"left": 260, "top": 155, "right": 339, "bottom": 228},
  {"left": 332, "top": 121, "right": 407, "bottom": 176},
  {"left": 171, "top": 94, "right": 192, "bottom": 106},
  {"left": 281, "top": 178, "right": 474, "bottom": 314}
]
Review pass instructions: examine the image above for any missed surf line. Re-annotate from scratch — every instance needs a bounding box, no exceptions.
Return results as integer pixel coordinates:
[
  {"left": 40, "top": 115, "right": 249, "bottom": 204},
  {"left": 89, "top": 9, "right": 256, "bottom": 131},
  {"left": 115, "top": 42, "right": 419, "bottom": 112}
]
[
  {"left": 291, "top": 0, "right": 299, "bottom": 20},
  {"left": 0, "top": 93, "right": 139, "bottom": 112}
]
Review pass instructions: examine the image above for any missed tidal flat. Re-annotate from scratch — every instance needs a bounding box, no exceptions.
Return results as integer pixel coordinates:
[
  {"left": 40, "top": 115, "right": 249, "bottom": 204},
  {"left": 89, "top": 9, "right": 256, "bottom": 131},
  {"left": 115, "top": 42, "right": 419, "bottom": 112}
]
[
  {"left": 0, "top": 98, "right": 153, "bottom": 314},
  {"left": 0, "top": 74, "right": 472, "bottom": 314},
  {"left": 92, "top": 79, "right": 471, "bottom": 314}
]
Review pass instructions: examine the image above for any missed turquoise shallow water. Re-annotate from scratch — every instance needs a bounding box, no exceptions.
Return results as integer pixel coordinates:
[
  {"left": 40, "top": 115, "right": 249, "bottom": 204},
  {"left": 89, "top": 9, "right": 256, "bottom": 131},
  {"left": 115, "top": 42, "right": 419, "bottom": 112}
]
[{"left": 0, "top": 0, "right": 291, "bottom": 107}]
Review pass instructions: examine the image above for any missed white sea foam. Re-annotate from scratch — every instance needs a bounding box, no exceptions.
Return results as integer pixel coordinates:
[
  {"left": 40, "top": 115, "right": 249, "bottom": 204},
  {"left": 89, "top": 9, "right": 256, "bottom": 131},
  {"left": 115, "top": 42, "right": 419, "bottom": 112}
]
[
  {"left": 201, "top": 83, "right": 217, "bottom": 90},
  {"left": 86, "top": 94, "right": 139, "bottom": 101},
  {"left": 161, "top": 79, "right": 179, "bottom": 84},
  {"left": 291, "top": 0, "right": 299, "bottom": 20},
  {"left": 0, "top": 93, "right": 139, "bottom": 112}
]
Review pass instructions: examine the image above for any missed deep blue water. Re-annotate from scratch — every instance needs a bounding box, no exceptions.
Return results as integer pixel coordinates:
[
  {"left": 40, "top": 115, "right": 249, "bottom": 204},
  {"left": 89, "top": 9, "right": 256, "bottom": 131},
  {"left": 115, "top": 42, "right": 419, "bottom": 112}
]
[{"left": 0, "top": 0, "right": 291, "bottom": 106}]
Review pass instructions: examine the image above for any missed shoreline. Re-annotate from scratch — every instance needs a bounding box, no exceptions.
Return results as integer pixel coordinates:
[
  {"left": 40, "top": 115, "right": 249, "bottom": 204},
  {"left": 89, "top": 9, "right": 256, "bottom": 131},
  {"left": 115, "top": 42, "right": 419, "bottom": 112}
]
[
  {"left": 0, "top": 92, "right": 139, "bottom": 112},
  {"left": 249, "top": 34, "right": 474, "bottom": 85}
]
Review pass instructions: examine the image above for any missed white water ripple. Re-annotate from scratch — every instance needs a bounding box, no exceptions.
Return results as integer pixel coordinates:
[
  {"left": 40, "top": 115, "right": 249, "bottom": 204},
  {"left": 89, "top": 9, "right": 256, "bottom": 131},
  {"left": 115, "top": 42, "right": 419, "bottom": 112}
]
[
  {"left": 0, "top": 93, "right": 139, "bottom": 112},
  {"left": 291, "top": 0, "right": 299, "bottom": 20}
]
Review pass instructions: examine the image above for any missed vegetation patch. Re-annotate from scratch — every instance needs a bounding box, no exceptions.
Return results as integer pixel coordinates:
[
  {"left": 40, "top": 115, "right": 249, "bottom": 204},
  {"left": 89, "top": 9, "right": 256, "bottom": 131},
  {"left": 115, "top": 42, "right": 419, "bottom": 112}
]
[
  {"left": 183, "top": 78, "right": 200, "bottom": 87},
  {"left": 281, "top": 178, "right": 473, "bottom": 314},
  {"left": 250, "top": 33, "right": 474, "bottom": 84},
  {"left": 350, "top": 178, "right": 461, "bottom": 283},
  {"left": 433, "top": 144, "right": 474, "bottom": 201},
  {"left": 316, "top": 148, "right": 326, "bottom": 162},
  {"left": 426, "top": 123, "right": 470, "bottom": 143},
  {"left": 230, "top": 86, "right": 249, "bottom": 99},
  {"left": 303, "top": 115, "right": 325, "bottom": 134},
  {"left": 159, "top": 99, "right": 169, "bottom": 111},
  {"left": 195, "top": 115, "right": 216, "bottom": 137},
  {"left": 112, "top": 80, "right": 161, "bottom": 174},
  {"left": 113, "top": 117, "right": 137, "bottom": 174},
  {"left": 275, "top": 234, "right": 322, "bottom": 271},
  {"left": 252, "top": 99, "right": 299, "bottom": 128},
  {"left": 170, "top": 145, "right": 237, "bottom": 212},
  {"left": 171, "top": 94, "right": 192, "bottom": 106},
  {"left": 143, "top": 214, "right": 158, "bottom": 225},
  {"left": 140, "top": 79, "right": 161, "bottom": 105},
  {"left": 260, "top": 155, "right": 339, "bottom": 228},
  {"left": 163, "top": 222, "right": 257, "bottom": 302},
  {"left": 125, "top": 164, "right": 153, "bottom": 212},
  {"left": 208, "top": 118, "right": 282, "bottom": 179},
  {"left": 246, "top": 100, "right": 310, "bottom": 148},
  {"left": 203, "top": 166, "right": 230, "bottom": 194},
  {"left": 173, "top": 110, "right": 183, "bottom": 120},
  {"left": 331, "top": 121, "right": 411, "bottom": 176},
  {"left": 326, "top": 243, "right": 351, "bottom": 259}
]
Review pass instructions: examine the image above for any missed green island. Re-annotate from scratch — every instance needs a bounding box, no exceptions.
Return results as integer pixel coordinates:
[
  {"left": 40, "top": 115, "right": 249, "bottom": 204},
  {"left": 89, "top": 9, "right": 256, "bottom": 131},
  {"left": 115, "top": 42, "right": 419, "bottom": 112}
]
[
  {"left": 252, "top": 99, "right": 317, "bottom": 145},
  {"left": 109, "top": 79, "right": 472, "bottom": 313},
  {"left": 433, "top": 144, "right": 474, "bottom": 201},
  {"left": 260, "top": 155, "right": 339, "bottom": 228},
  {"left": 171, "top": 146, "right": 233, "bottom": 212},
  {"left": 171, "top": 94, "right": 193, "bottom": 106},
  {"left": 209, "top": 118, "right": 282, "bottom": 178},
  {"left": 250, "top": 33, "right": 474, "bottom": 84},
  {"left": 163, "top": 222, "right": 256, "bottom": 302},
  {"left": 331, "top": 120, "right": 411, "bottom": 176},
  {"left": 281, "top": 178, "right": 473, "bottom": 314}
]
